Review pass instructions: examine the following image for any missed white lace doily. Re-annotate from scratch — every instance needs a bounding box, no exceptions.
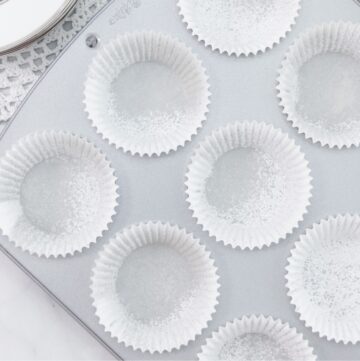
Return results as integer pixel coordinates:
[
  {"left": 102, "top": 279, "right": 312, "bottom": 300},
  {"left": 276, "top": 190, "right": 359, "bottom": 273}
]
[{"left": 0, "top": 0, "right": 114, "bottom": 122}]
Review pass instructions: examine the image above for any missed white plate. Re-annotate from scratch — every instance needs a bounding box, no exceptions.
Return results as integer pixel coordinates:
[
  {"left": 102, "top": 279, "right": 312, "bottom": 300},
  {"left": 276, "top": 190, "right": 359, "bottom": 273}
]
[{"left": 0, "top": 0, "right": 77, "bottom": 54}]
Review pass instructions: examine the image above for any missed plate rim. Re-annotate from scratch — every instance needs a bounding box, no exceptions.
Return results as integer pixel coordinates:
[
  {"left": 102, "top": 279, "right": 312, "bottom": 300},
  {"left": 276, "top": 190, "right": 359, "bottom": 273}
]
[{"left": 0, "top": 0, "right": 78, "bottom": 55}]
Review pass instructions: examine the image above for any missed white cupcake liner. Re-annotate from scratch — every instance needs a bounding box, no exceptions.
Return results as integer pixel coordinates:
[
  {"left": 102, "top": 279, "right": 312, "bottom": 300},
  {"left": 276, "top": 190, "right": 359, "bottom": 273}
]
[
  {"left": 278, "top": 22, "right": 360, "bottom": 148},
  {"left": 90, "top": 221, "right": 219, "bottom": 354},
  {"left": 0, "top": 131, "right": 118, "bottom": 258},
  {"left": 84, "top": 31, "right": 210, "bottom": 157},
  {"left": 185, "top": 121, "right": 312, "bottom": 250},
  {"left": 286, "top": 214, "right": 360, "bottom": 344},
  {"left": 178, "top": 0, "right": 301, "bottom": 56},
  {"left": 198, "top": 315, "right": 316, "bottom": 361}
]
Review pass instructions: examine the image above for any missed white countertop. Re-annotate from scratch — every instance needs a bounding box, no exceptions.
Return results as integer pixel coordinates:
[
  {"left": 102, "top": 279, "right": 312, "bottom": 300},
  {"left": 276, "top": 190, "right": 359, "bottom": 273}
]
[{"left": 0, "top": 251, "right": 114, "bottom": 360}]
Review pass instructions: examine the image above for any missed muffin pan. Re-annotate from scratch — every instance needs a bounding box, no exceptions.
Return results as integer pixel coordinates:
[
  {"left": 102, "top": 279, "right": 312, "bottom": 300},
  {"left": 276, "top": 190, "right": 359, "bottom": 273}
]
[{"left": 1, "top": 0, "right": 360, "bottom": 359}]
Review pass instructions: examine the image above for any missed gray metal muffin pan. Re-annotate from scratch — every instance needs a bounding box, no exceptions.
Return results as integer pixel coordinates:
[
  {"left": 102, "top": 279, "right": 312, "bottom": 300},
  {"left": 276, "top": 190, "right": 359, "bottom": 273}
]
[{"left": 1, "top": 0, "right": 360, "bottom": 359}]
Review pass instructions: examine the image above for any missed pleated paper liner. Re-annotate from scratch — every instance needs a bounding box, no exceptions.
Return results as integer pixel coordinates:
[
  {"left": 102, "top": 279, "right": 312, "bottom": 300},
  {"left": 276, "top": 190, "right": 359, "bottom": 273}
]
[
  {"left": 185, "top": 121, "right": 312, "bottom": 250},
  {"left": 286, "top": 214, "right": 360, "bottom": 344},
  {"left": 278, "top": 22, "right": 360, "bottom": 148},
  {"left": 84, "top": 31, "right": 210, "bottom": 157},
  {"left": 178, "top": 0, "right": 301, "bottom": 56},
  {"left": 90, "top": 221, "right": 219, "bottom": 353},
  {"left": 198, "top": 315, "right": 316, "bottom": 361},
  {"left": 0, "top": 131, "right": 118, "bottom": 258}
]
